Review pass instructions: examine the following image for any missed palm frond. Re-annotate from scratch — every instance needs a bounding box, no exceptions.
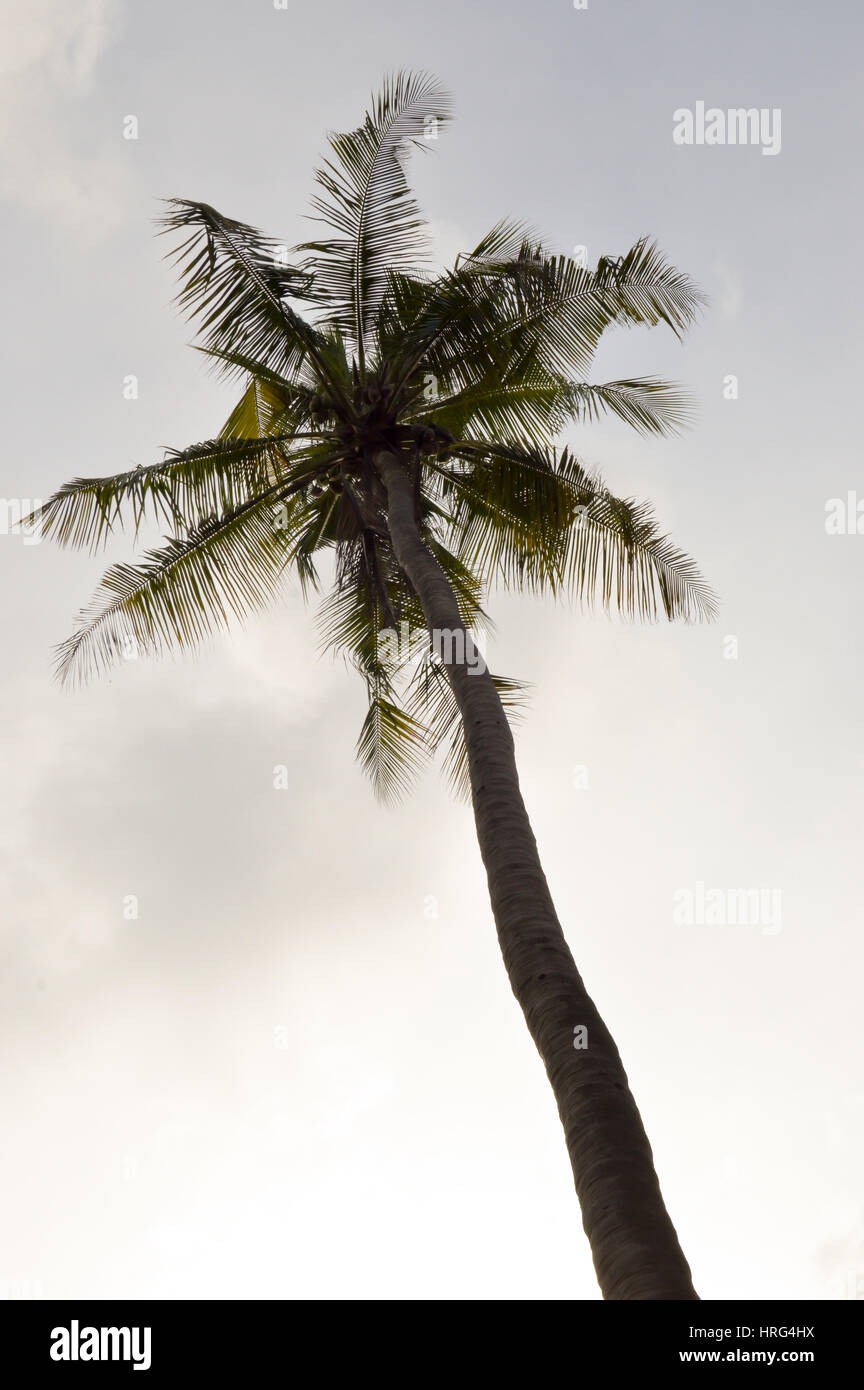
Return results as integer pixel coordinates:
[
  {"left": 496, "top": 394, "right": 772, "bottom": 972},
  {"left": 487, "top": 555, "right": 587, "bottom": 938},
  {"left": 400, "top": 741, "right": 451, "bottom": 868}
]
[
  {"left": 356, "top": 689, "right": 430, "bottom": 803},
  {"left": 464, "top": 218, "right": 539, "bottom": 264},
  {"left": 160, "top": 199, "right": 335, "bottom": 389},
  {"left": 594, "top": 237, "right": 708, "bottom": 335},
  {"left": 28, "top": 436, "right": 295, "bottom": 550},
  {"left": 55, "top": 485, "right": 314, "bottom": 685},
  {"left": 406, "top": 655, "right": 529, "bottom": 801},
  {"left": 477, "top": 240, "right": 704, "bottom": 379},
  {"left": 384, "top": 236, "right": 704, "bottom": 405},
  {"left": 416, "top": 367, "right": 573, "bottom": 445},
  {"left": 296, "top": 70, "right": 452, "bottom": 372},
  {"left": 438, "top": 441, "right": 717, "bottom": 621},
  {"left": 561, "top": 378, "right": 696, "bottom": 436}
]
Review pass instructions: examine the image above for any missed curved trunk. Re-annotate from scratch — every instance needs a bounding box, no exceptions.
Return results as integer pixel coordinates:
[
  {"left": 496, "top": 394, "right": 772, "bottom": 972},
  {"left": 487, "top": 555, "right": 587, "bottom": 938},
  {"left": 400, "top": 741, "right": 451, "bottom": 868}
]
[{"left": 376, "top": 449, "right": 697, "bottom": 1301}]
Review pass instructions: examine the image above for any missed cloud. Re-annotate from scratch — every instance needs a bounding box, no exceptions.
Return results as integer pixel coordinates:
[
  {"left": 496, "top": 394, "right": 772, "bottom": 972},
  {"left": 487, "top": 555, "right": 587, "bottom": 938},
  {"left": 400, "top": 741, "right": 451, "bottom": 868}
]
[
  {"left": 0, "top": 0, "right": 115, "bottom": 86},
  {"left": 0, "top": 0, "right": 130, "bottom": 241},
  {"left": 710, "top": 259, "right": 743, "bottom": 319},
  {"left": 425, "top": 219, "right": 472, "bottom": 270}
]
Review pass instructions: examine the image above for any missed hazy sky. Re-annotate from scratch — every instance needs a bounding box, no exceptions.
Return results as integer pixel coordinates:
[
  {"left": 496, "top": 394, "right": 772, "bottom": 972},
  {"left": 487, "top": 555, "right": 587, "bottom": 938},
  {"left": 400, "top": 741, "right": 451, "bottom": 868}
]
[{"left": 1, "top": 0, "right": 862, "bottom": 1300}]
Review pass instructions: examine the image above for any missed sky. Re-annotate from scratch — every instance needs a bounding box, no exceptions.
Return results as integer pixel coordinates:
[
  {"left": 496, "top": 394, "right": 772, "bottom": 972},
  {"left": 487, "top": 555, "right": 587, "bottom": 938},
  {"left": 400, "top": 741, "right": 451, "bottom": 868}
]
[{"left": 1, "top": 0, "right": 862, "bottom": 1301}]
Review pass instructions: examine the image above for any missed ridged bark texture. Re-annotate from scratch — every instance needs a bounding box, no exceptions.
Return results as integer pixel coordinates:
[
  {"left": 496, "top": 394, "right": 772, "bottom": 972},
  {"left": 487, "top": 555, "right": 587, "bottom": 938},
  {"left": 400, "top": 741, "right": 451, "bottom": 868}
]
[{"left": 376, "top": 450, "right": 697, "bottom": 1300}]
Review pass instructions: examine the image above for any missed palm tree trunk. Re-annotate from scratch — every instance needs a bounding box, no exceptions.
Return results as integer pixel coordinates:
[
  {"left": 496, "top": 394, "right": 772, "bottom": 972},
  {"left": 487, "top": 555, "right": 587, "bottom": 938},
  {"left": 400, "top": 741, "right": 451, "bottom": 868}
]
[{"left": 375, "top": 449, "right": 697, "bottom": 1300}]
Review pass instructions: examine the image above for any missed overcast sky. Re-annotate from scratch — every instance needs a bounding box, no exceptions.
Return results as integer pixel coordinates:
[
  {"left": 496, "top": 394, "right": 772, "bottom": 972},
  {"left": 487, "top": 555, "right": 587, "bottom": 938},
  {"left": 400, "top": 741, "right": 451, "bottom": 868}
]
[{"left": 1, "top": 0, "right": 862, "bottom": 1300}]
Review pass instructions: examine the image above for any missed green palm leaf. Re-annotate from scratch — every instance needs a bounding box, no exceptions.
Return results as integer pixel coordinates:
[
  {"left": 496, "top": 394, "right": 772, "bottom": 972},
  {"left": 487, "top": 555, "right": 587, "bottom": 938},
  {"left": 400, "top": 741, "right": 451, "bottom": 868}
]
[
  {"left": 296, "top": 70, "right": 452, "bottom": 373},
  {"left": 55, "top": 485, "right": 313, "bottom": 685},
  {"left": 160, "top": 199, "right": 348, "bottom": 403},
  {"left": 438, "top": 441, "right": 716, "bottom": 620},
  {"left": 356, "top": 690, "right": 430, "bottom": 803},
  {"left": 560, "top": 378, "right": 695, "bottom": 436},
  {"left": 27, "top": 436, "right": 296, "bottom": 551},
  {"left": 406, "top": 655, "right": 529, "bottom": 801}
]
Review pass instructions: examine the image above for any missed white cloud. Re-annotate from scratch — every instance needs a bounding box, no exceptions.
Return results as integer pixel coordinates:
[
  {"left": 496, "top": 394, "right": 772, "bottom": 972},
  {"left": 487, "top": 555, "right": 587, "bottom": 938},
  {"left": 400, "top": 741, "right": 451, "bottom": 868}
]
[
  {"left": 425, "top": 218, "right": 472, "bottom": 270},
  {"left": 0, "top": 0, "right": 115, "bottom": 87},
  {"left": 710, "top": 259, "right": 743, "bottom": 319},
  {"left": 0, "top": 0, "right": 129, "bottom": 241}
]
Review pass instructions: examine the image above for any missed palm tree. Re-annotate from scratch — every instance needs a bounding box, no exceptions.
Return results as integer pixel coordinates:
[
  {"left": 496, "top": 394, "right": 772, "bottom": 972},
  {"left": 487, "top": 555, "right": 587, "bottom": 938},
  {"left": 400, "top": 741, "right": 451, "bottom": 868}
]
[{"left": 33, "top": 72, "right": 714, "bottom": 1299}]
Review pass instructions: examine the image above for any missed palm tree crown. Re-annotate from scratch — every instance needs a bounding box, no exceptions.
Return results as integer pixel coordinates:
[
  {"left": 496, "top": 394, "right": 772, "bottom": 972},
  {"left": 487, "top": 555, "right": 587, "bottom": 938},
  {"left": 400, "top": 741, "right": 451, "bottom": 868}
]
[{"left": 35, "top": 70, "right": 714, "bottom": 800}]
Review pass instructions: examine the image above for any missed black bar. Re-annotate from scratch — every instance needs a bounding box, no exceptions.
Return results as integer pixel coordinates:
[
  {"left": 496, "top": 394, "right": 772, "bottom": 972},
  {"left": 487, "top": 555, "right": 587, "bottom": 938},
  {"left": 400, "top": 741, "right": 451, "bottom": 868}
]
[{"left": 1, "top": 1298, "right": 857, "bottom": 1377}]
